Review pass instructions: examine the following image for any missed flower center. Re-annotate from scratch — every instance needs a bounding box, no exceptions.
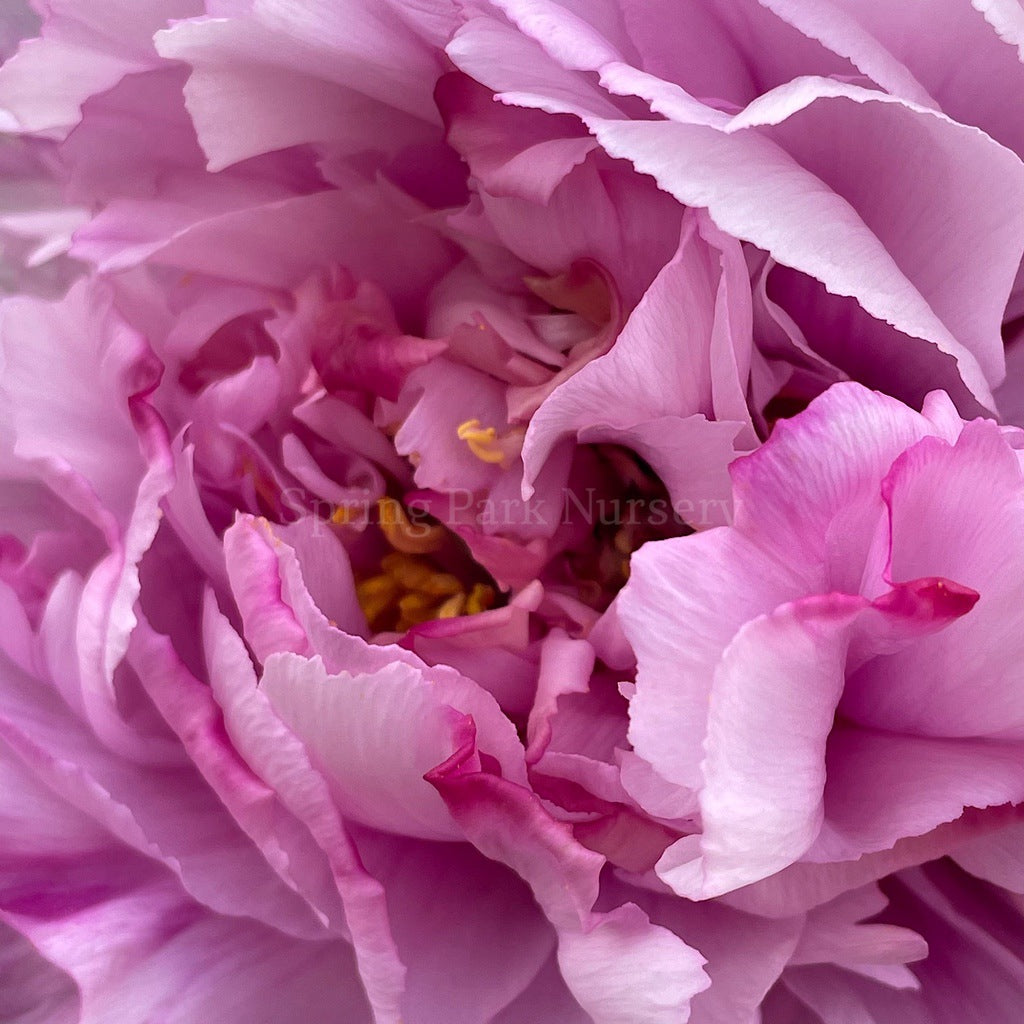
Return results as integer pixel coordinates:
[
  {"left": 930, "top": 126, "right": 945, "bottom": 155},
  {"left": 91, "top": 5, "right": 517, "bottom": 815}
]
[{"left": 355, "top": 498, "right": 497, "bottom": 632}]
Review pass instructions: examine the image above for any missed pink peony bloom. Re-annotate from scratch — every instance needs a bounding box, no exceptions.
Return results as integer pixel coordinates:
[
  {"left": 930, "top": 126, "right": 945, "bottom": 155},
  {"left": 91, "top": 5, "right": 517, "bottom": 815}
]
[{"left": 2, "top": 1, "right": 1024, "bottom": 1022}]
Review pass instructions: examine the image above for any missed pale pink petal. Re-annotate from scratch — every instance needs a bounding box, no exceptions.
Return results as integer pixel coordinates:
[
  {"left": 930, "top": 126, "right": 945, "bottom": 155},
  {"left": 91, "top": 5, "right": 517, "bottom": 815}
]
[
  {"left": 522, "top": 209, "right": 754, "bottom": 505},
  {"left": 728, "top": 381, "right": 932, "bottom": 591},
  {"left": 201, "top": 594, "right": 407, "bottom": 1023},
  {"left": 588, "top": 82, "right": 1024, "bottom": 406},
  {"left": 621, "top": 530, "right": 807, "bottom": 811},
  {"left": 223, "top": 514, "right": 528, "bottom": 787},
  {"left": 0, "top": 0, "right": 199, "bottom": 136},
  {"left": 722, "top": 806, "right": 1024, "bottom": 918},
  {"left": 657, "top": 594, "right": 865, "bottom": 899},
  {"left": 844, "top": 422, "right": 1024, "bottom": 736},
  {"left": 260, "top": 651, "right": 470, "bottom": 842},
  {"left": 155, "top": 14, "right": 437, "bottom": 172},
  {"left": 815, "top": 727, "right": 1024, "bottom": 861}
]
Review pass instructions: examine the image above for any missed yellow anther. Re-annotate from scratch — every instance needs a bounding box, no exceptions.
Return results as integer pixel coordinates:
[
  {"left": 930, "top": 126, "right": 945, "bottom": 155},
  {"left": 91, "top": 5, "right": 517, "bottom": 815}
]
[
  {"left": 396, "top": 592, "right": 437, "bottom": 630},
  {"left": 398, "top": 591, "right": 434, "bottom": 616},
  {"left": 457, "top": 419, "right": 507, "bottom": 465},
  {"left": 331, "top": 504, "right": 358, "bottom": 525},
  {"left": 436, "top": 593, "right": 467, "bottom": 619},
  {"left": 465, "top": 583, "right": 496, "bottom": 615},
  {"left": 377, "top": 497, "right": 446, "bottom": 554},
  {"left": 613, "top": 526, "right": 634, "bottom": 557},
  {"left": 381, "top": 551, "right": 434, "bottom": 589},
  {"left": 420, "top": 573, "right": 463, "bottom": 598},
  {"left": 356, "top": 574, "right": 399, "bottom": 627},
  {"left": 355, "top": 518, "right": 502, "bottom": 631},
  {"left": 357, "top": 574, "right": 397, "bottom": 598}
]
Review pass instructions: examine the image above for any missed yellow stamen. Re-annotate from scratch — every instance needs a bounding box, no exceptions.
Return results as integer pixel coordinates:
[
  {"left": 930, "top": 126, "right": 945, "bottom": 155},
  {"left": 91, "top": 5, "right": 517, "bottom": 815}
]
[
  {"left": 456, "top": 419, "right": 507, "bottom": 464},
  {"left": 465, "top": 583, "right": 496, "bottom": 615},
  {"left": 331, "top": 504, "right": 358, "bottom": 525},
  {"left": 355, "top": 507, "right": 501, "bottom": 631},
  {"left": 613, "top": 526, "right": 634, "bottom": 557},
  {"left": 436, "top": 593, "right": 467, "bottom": 619},
  {"left": 381, "top": 551, "right": 434, "bottom": 589},
  {"left": 397, "top": 591, "right": 435, "bottom": 624},
  {"left": 377, "top": 497, "right": 445, "bottom": 554},
  {"left": 356, "top": 574, "right": 399, "bottom": 627}
]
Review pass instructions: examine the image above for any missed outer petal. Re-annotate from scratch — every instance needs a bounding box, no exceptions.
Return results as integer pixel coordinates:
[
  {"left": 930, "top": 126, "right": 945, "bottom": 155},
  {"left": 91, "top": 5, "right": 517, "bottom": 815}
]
[
  {"left": 0, "top": 0, "right": 201, "bottom": 137},
  {"left": 201, "top": 595, "right": 407, "bottom": 1024},
  {"left": 588, "top": 83, "right": 1024, "bottom": 408},
  {"left": 428, "top": 744, "right": 710, "bottom": 1024},
  {"left": 657, "top": 594, "right": 864, "bottom": 899},
  {"left": 353, "top": 830, "right": 555, "bottom": 1024},
  {"left": 5, "top": 870, "right": 374, "bottom": 1024},
  {"left": 0, "top": 647, "right": 316, "bottom": 937},
  {"left": 621, "top": 529, "right": 807, "bottom": 813},
  {"left": 819, "top": 0, "right": 1024, "bottom": 156},
  {"left": 155, "top": 5, "right": 439, "bottom": 172},
  {"left": 0, "top": 279, "right": 175, "bottom": 759},
  {"left": 844, "top": 422, "right": 1024, "bottom": 736}
]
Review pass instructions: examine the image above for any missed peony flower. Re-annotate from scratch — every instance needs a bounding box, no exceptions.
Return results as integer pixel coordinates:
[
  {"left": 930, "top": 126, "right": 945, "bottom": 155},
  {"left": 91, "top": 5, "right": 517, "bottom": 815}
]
[{"left": 2, "top": 1, "right": 1024, "bottom": 1022}]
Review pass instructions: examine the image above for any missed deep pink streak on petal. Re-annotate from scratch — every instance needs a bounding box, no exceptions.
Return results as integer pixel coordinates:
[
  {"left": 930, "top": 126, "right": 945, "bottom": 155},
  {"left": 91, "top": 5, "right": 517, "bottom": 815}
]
[
  {"left": 428, "top": 730, "right": 710, "bottom": 1024},
  {"left": 201, "top": 595, "right": 407, "bottom": 1024},
  {"left": 870, "top": 576, "right": 979, "bottom": 622},
  {"left": 844, "top": 420, "right": 1024, "bottom": 737},
  {"left": 224, "top": 514, "right": 528, "bottom": 787},
  {"left": 130, "top": 615, "right": 349, "bottom": 939}
]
